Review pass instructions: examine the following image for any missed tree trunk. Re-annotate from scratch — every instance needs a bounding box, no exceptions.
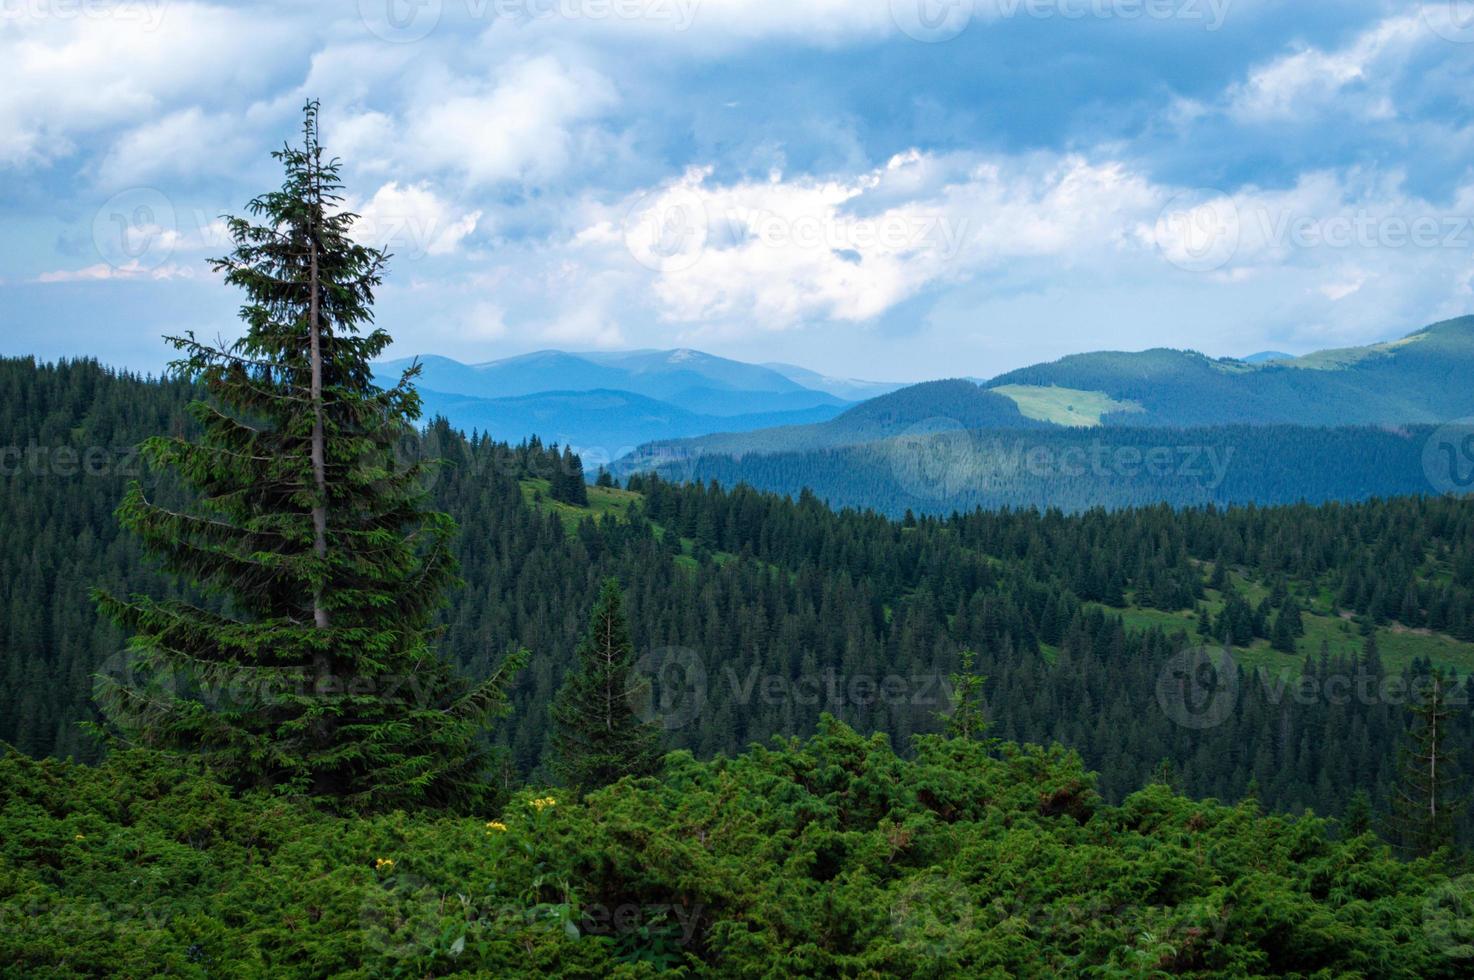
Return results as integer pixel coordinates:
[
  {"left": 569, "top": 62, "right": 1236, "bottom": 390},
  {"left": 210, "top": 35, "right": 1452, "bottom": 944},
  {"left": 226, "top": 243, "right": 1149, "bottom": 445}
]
[{"left": 309, "top": 215, "right": 329, "bottom": 630}]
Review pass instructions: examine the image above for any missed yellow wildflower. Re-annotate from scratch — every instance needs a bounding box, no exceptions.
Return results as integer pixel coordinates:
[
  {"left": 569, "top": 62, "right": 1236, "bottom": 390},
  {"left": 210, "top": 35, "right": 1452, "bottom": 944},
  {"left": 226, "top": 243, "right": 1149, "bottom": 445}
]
[
  {"left": 485, "top": 821, "right": 508, "bottom": 833},
  {"left": 375, "top": 858, "right": 395, "bottom": 871},
  {"left": 74, "top": 834, "right": 86, "bottom": 841},
  {"left": 529, "top": 796, "right": 557, "bottom": 811}
]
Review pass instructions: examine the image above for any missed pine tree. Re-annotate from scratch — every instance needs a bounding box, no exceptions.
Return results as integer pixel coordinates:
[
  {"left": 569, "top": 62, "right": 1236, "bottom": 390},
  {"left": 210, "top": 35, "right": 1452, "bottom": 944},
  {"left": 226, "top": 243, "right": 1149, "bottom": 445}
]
[
  {"left": 1342, "top": 789, "right": 1374, "bottom": 838},
  {"left": 1271, "top": 601, "right": 1300, "bottom": 654},
  {"left": 550, "top": 577, "right": 662, "bottom": 792},
  {"left": 91, "top": 101, "right": 526, "bottom": 812},
  {"left": 943, "top": 648, "right": 992, "bottom": 742},
  {"left": 548, "top": 445, "right": 588, "bottom": 506},
  {"left": 1388, "top": 670, "right": 1464, "bottom": 856}
]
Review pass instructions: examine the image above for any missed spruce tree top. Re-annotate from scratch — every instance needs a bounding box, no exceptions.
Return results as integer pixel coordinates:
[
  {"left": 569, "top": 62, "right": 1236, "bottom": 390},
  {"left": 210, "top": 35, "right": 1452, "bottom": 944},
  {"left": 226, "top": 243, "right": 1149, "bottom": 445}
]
[{"left": 93, "top": 102, "right": 526, "bottom": 812}]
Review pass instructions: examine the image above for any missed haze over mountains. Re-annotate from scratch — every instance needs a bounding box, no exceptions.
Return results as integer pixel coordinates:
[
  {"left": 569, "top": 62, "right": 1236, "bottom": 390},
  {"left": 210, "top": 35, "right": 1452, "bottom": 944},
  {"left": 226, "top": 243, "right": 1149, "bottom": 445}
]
[
  {"left": 606, "top": 317, "right": 1474, "bottom": 514},
  {"left": 373, "top": 348, "right": 895, "bottom": 454},
  {"left": 375, "top": 317, "right": 1474, "bottom": 511}
]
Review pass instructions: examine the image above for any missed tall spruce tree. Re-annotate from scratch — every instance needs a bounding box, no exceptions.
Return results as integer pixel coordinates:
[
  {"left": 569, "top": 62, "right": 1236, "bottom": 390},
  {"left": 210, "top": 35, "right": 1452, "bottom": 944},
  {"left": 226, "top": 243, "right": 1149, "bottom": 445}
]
[
  {"left": 92, "top": 101, "right": 526, "bottom": 812},
  {"left": 1389, "top": 669, "right": 1464, "bottom": 855},
  {"left": 550, "top": 577, "right": 661, "bottom": 792}
]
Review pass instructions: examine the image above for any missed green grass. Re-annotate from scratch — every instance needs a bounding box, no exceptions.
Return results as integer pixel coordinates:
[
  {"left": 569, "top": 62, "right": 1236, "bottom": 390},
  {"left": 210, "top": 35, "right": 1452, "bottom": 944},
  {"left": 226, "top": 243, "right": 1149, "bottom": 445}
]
[
  {"left": 519, "top": 480, "right": 744, "bottom": 572},
  {"left": 989, "top": 384, "right": 1144, "bottom": 427},
  {"left": 1086, "top": 591, "right": 1474, "bottom": 678},
  {"left": 1279, "top": 331, "right": 1428, "bottom": 371},
  {"left": 519, "top": 478, "right": 643, "bottom": 533}
]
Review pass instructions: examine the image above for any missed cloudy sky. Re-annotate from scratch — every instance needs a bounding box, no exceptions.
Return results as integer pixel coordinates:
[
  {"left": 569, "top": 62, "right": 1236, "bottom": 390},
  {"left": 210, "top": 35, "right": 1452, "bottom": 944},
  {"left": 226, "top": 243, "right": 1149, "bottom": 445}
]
[{"left": 3, "top": 0, "right": 1473, "bottom": 381}]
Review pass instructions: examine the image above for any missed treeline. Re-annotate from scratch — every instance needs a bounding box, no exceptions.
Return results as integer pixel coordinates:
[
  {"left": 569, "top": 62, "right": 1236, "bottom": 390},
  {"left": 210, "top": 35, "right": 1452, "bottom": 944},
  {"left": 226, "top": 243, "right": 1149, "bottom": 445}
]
[
  {"left": 629, "top": 422, "right": 1446, "bottom": 516},
  {"left": 6, "top": 355, "right": 1474, "bottom": 837}
]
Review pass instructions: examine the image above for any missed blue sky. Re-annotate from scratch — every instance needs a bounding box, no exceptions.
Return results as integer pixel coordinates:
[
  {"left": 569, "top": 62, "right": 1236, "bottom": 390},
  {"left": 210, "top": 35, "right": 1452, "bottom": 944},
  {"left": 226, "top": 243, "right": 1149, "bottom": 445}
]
[{"left": 2, "top": 0, "right": 1473, "bottom": 382}]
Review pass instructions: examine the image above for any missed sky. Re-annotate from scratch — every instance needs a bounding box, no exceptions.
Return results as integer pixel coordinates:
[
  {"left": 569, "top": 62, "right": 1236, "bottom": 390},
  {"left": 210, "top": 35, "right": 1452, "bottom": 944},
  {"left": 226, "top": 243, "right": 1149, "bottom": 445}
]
[{"left": 2, "top": 0, "right": 1473, "bottom": 382}]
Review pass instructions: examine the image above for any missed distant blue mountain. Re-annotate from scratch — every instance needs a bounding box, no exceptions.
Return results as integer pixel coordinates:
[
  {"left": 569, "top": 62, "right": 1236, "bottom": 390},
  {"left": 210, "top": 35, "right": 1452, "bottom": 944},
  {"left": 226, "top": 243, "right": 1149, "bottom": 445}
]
[
  {"left": 371, "top": 348, "right": 878, "bottom": 458},
  {"left": 414, "top": 387, "right": 847, "bottom": 465},
  {"left": 758, "top": 362, "right": 908, "bottom": 402},
  {"left": 377, "top": 349, "right": 845, "bottom": 416},
  {"left": 1241, "top": 351, "right": 1294, "bottom": 364}
]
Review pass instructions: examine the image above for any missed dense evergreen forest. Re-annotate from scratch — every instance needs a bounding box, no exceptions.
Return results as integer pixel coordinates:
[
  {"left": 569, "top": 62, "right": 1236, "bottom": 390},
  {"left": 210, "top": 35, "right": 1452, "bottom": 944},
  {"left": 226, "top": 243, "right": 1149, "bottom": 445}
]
[
  {"left": 6, "top": 354, "right": 1474, "bottom": 844},
  {"left": 7, "top": 725, "right": 1472, "bottom": 976},
  {"left": 621, "top": 421, "right": 1448, "bottom": 518}
]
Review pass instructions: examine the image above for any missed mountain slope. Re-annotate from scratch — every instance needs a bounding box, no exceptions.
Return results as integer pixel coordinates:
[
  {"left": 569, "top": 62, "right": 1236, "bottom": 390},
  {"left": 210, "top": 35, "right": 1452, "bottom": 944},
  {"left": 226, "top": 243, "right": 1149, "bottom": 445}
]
[
  {"left": 759, "top": 361, "right": 907, "bottom": 401},
  {"left": 615, "top": 379, "right": 1043, "bottom": 472},
  {"left": 985, "top": 316, "right": 1474, "bottom": 427},
  {"left": 619, "top": 317, "right": 1474, "bottom": 469}
]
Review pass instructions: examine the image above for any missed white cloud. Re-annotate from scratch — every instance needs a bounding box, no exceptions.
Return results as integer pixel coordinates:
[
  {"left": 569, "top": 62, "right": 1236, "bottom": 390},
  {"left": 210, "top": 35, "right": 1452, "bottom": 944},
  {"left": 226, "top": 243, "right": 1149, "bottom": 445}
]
[
  {"left": 351, "top": 182, "right": 482, "bottom": 258},
  {"left": 1227, "top": 12, "right": 1428, "bottom": 122},
  {"left": 401, "top": 56, "right": 618, "bottom": 187},
  {"left": 548, "top": 147, "right": 1474, "bottom": 362},
  {"left": 0, "top": 3, "right": 299, "bottom": 169},
  {"left": 578, "top": 151, "right": 1160, "bottom": 331},
  {"left": 95, "top": 107, "right": 256, "bottom": 187},
  {"left": 36, "top": 260, "right": 196, "bottom": 283}
]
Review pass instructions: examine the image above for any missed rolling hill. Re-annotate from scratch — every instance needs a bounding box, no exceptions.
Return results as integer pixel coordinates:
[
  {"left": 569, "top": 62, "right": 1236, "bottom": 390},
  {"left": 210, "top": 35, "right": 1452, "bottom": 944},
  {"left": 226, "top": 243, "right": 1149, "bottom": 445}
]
[
  {"left": 611, "top": 317, "right": 1474, "bottom": 514},
  {"left": 613, "top": 379, "right": 1045, "bottom": 474},
  {"left": 984, "top": 316, "right": 1474, "bottom": 427}
]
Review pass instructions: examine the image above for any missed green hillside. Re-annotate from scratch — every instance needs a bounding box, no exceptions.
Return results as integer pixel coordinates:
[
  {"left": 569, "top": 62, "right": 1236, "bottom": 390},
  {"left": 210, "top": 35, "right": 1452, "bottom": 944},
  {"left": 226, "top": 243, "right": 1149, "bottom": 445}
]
[
  {"left": 985, "top": 316, "right": 1474, "bottom": 427},
  {"left": 990, "top": 384, "right": 1145, "bottom": 426}
]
